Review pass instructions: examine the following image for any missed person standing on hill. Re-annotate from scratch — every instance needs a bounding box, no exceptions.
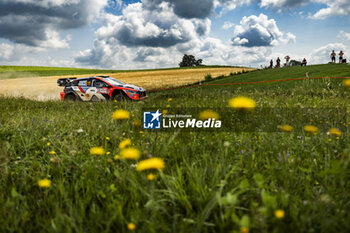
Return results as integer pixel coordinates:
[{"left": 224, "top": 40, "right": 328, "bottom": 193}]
[
  {"left": 269, "top": 59, "right": 273, "bottom": 68},
  {"left": 331, "top": 50, "right": 336, "bottom": 63},
  {"left": 276, "top": 57, "right": 281, "bottom": 68},
  {"left": 285, "top": 55, "right": 290, "bottom": 66},
  {"left": 339, "top": 51, "right": 344, "bottom": 63}
]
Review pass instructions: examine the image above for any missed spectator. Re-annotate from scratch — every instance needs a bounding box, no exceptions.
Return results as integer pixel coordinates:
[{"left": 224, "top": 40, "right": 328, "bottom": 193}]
[
  {"left": 339, "top": 51, "right": 344, "bottom": 63},
  {"left": 301, "top": 58, "right": 307, "bottom": 66},
  {"left": 276, "top": 57, "right": 281, "bottom": 68},
  {"left": 331, "top": 50, "right": 336, "bottom": 63},
  {"left": 269, "top": 59, "right": 273, "bottom": 68},
  {"left": 285, "top": 55, "right": 290, "bottom": 66}
]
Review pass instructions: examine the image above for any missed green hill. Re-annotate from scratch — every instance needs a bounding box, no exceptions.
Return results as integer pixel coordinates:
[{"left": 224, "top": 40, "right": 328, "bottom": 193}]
[{"left": 0, "top": 63, "right": 349, "bottom": 233}]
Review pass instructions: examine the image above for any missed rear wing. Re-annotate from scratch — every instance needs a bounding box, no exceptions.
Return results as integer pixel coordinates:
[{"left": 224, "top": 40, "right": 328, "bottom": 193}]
[{"left": 57, "top": 78, "right": 76, "bottom": 87}]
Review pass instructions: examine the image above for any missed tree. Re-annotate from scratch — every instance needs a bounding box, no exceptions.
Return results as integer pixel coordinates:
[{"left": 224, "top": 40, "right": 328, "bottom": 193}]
[{"left": 179, "top": 54, "right": 203, "bottom": 67}]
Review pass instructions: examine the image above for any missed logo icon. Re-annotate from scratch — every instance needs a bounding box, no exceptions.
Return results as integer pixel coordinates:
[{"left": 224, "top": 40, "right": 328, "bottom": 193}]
[{"left": 143, "top": 110, "right": 162, "bottom": 129}]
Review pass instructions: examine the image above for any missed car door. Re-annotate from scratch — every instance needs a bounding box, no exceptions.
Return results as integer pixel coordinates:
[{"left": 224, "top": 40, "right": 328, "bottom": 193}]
[{"left": 90, "top": 78, "right": 110, "bottom": 101}]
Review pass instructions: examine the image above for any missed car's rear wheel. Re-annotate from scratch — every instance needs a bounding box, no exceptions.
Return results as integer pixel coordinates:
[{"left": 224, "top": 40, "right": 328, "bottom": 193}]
[{"left": 64, "top": 94, "right": 77, "bottom": 101}]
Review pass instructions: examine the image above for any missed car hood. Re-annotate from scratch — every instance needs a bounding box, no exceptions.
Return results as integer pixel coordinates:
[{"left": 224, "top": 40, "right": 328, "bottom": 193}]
[{"left": 122, "top": 84, "right": 146, "bottom": 92}]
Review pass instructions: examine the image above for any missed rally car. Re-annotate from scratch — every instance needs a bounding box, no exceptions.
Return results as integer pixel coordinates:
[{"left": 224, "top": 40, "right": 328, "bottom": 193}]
[{"left": 58, "top": 76, "right": 147, "bottom": 101}]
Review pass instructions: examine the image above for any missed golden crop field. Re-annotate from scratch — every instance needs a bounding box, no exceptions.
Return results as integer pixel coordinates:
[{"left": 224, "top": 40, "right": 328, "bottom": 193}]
[{"left": 0, "top": 67, "right": 253, "bottom": 100}]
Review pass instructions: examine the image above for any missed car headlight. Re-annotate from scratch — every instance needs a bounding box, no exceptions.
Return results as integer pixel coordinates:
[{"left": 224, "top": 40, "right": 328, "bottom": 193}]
[{"left": 124, "top": 90, "right": 138, "bottom": 96}]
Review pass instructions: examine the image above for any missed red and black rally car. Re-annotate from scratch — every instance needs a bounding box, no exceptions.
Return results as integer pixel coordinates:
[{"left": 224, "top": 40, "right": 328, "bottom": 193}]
[{"left": 58, "top": 76, "right": 147, "bottom": 101}]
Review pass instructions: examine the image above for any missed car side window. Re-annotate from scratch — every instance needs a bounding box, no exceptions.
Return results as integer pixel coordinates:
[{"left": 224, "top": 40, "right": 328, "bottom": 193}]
[
  {"left": 78, "top": 80, "right": 88, "bottom": 86},
  {"left": 94, "top": 80, "right": 108, "bottom": 88}
]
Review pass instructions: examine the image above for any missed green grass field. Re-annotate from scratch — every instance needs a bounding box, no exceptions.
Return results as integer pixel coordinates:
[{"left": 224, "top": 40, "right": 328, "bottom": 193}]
[{"left": 0, "top": 64, "right": 349, "bottom": 233}]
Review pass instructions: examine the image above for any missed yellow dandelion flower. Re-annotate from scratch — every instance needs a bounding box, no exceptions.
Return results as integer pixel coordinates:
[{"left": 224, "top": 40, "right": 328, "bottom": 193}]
[
  {"left": 38, "top": 179, "right": 51, "bottom": 188},
  {"left": 49, "top": 151, "right": 56, "bottom": 155},
  {"left": 229, "top": 96, "right": 256, "bottom": 110},
  {"left": 240, "top": 227, "right": 249, "bottom": 233},
  {"left": 336, "top": 137, "right": 340, "bottom": 140},
  {"left": 168, "top": 98, "right": 173, "bottom": 102},
  {"left": 120, "top": 148, "right": 141, "bottom": 160},
  {"left": 166, "top": 104, "right": 170, "bottom": 108},
  {"left": 274, "top": 209, "right": 285, "bottom": 219},
  {"left": 106, "top": 152, "right": 111, "bottom": 155},
  {"left": 199, "top": 110, "right": 220, "bottom": 120},
  {"left": 105, "top": 137, "right": 110, "bottom": 140},
  {"left": 329, "top": 128, "right": 341, "bottom": 136},
  {"left": 112, "top": 109, "right": 130, "bottom": 120},
  {"left": 162, "top": 109, "right": 168, "bottom": 115},
  {"left": 139, "top": 131, "right": 144, "bottom": 134},
  {"left": 133, "top": 120, "right": 141, "bottom": 128},
  {"left": 119, "top": 139, "right": 132, "bottom": 149},
  {"left": 281, "top": 124, "right": 293, "bottom": 132},
  {"left": 343, "top": 79, "right": 350, "bottom": 87},
  {"left": 127, "top": 223, "right": 136, "bottom": 231},
  {"left": 136, "top": 157, "right": 165, "bottom": 171},
  {"left": 47, "top": 142, "right": 51, "bottom": 146},
  {"left": 90, "top": 147, "right": 105, "bottom": 155},
  {"left": 303, "top": 125, "right": 318, "bottom": 134},
  {"left": 147, "top": 173, "right": 156, "bottom": 180},
  {"left": 114, "top": 154, "right": 120, "bottom": 160}
]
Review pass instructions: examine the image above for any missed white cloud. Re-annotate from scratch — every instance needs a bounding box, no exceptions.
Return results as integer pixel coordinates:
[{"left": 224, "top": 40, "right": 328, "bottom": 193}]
[
  {"left": 312, "top": 0, "right": 350, "bottom": 19},
  {"left": 231, "top": 14, "right": 296, "bottom": 47},
  {"left": 338, "top": 30, "right": 350, "bottom": 41},
  {"left": 222, "top": 21, "right": 235, "bottom": 30},
  {"left": 0, "top": 0, "right": 108, "bottom": 48}
]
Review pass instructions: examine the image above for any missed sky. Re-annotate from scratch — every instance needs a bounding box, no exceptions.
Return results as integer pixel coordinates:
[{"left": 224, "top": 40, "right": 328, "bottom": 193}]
[{"left": 0, "top": 0, "right": 349, "bottom": 69}]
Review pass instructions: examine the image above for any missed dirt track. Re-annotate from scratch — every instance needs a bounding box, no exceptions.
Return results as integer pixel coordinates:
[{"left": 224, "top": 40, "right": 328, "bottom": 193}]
[{"left": 0, "top": 67, "right": 251, "bottom": 100}]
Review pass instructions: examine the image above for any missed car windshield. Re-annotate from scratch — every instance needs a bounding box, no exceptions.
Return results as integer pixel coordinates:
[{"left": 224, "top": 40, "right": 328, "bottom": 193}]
[{"left": 103, "top": 77, "right": 125, "bottom": 86}]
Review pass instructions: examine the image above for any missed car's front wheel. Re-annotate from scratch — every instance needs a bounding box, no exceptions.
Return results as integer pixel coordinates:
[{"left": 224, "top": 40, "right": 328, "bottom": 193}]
[{"left": 112, "top": 93, "right": 128, "bottom": 102}]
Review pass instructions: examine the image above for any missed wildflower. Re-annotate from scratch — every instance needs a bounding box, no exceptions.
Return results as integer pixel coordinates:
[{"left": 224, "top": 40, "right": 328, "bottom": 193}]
[
  {"left": 336, "top": 137, "right": 340, "bottom": 140},
  {"left": 223, "top": 141, "right": 230, "bottom": 147},
  {"left": 168, "top": 98, "right": 173, "bottom": 102},
  {"left": 147, "top": 173, "right": 156, "bottom": 180},
  {"left": 303, "top": 125, "right": 318, "bottom": 134},
  {"left": 112, "top": 109, "right": 130, "bottom": 120},
  {"left": 77, "top": 128, "right": 84, "bottom": 133},
  {"left": 49, "top": 151, "right": 56, "bottom": 155},
  {"left": 136, "top": 158, "right": 165, "bottom": 171},
  {"left": 90, "top": 147, "right": 105, "bottom": 155},
  {"left": 166, "top": 104, "right": 170, "bottom": 108},
  {"left": 133, "top": 120, "right": 141, "bottom": 128},
  {"left": 240, "top": 227, "right": 249, "bottom": 233},
  {"left": 229, "top": 96, "right": 256, "bottom": 110},
  {"left": 127, "top": 223, "right": 136, "bottom": 231},
  {"left": 114, "top": 154, "right": 120, "bottom": 160},
  {"left": 105, "top": 137, "right": 110, "bottom": 140},
  {"left": 328, "top": 139, "right": 332, "bottom": 142},
  {"left": 47, "top": 142, "right": 51, "bottom": 146},
  {"left": 139, "top": 131, "right": 144, "bottom": 134},
  {"left": 120, "top": 148, "right": 141, "bottom": 160},
  {"left": 343, "top": 79, "right": 350, "bottom": 87},
  {"left": 50, "top": 156, "right": 60, "bottom": 164},
  {"left": 106, "top": 152, "right": 111, "bottom": 155},
  {"left": 281, "top": 124, "right": 293, "bottom": 132},
  {"left": 199, "top": 110, "right": 220, "bottom": 120},
  {"left": 119, "top": 139, "right": 131, "bottom": 149},
  {"left": 162, "top": 109, "right": 168, "bottom": 115},
  {"left": 329, "top": 128, "right": 341, "bottom": 136},
  {"left": 274, "top": 209, "right": 285, "bottom": 219},
  {"left": 38, "top": 179, "right": 51, "bottom": 188}
]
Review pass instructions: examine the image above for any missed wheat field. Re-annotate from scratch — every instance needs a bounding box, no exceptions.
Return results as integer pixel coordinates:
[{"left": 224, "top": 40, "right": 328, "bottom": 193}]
[{"left": 0, "top": 67, "right": 252, "bottom": 100}]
